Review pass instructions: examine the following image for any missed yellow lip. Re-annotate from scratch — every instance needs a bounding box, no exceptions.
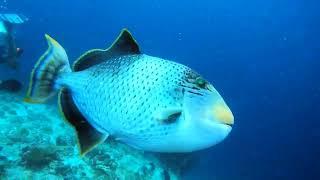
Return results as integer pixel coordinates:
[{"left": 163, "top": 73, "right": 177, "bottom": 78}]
[{"left": 212, "top": 103, "right": 234, "bottom": 126}]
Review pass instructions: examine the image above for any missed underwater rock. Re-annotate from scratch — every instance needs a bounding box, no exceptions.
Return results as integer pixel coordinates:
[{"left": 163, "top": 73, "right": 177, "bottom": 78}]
[
  {"left": 55, "top": 135, "right": 70, "bottom": 146},
  {"left": 0, "top": 79, "right": 23, "bottom": 92},
  {"left": 144, "top": 162, "right": 156, "bottom": 173},
  {"left": 21, "top": 146, "right": 59, "bottom": 170},
  {"left": 0, "top": 165, "right": 5, "bottom": 178},
  {"left": 157, "top": 153, "right": 194, "bottom": 174},
  {"left": 163, "top": 169, "right": 171, "bottom": 180},
  {"left": 0, "top": 155, "right": 7, "bottom": 161},
  {"left": 7, "top": 127, "right": 31, "bottom": 143},
  {"left": 54, "top": 165, "right": 73, "bottom": 177}
]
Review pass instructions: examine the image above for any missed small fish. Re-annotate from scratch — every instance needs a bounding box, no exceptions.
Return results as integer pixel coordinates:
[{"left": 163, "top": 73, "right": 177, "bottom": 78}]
[{"left": 25, "top": 29, "right": 234, "bottom": 155}]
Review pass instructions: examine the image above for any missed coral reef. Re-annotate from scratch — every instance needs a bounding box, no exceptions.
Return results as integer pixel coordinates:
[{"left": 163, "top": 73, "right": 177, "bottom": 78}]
[{"left": 0, "top": 91, "right": 186, "bottom": 179}]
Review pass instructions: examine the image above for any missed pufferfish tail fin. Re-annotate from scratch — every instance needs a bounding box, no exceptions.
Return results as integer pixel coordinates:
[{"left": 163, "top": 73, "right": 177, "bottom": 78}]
[{"left": 24, "top": 34, "right": 71, "bottom": 103}]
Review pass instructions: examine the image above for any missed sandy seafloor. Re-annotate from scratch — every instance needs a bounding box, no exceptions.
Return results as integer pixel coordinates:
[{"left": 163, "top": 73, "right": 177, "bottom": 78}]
[{"left": 0, "top": 91, "right": 187, "bottom": 179}]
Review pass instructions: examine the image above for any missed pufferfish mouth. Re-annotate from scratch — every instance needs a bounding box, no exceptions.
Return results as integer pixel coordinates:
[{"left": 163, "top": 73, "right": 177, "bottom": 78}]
[{"left": 212, "top": 103, "right": 234, "bottom": 127}]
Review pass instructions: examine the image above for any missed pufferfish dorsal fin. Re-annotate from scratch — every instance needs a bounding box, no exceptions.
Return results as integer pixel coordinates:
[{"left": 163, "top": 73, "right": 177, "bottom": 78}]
[
  {"left": 73, "top": 29, "right": 141, "bottom": 71},
  {"left": 155, "top": 107, "right": 183, "bottom": 124},
  {"left": 58, "top": 88, "right": 108, "bottom": 156}
]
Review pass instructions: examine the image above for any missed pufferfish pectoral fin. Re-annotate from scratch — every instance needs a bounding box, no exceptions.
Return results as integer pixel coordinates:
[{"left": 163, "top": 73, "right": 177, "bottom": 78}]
[
  {"left": 73, "top": 29, "right": 141, "bottom": 72},
  {"left": 58, "top": 88, "right": 108, "bottom": 156},
  {"left": 155, "top": 107, "right": 183, "bottom": 124}
]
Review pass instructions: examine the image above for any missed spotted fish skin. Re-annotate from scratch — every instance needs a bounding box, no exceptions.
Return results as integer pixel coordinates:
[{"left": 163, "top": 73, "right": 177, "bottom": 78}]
[
  {"left": 60, "top": 54, "right": 194, "bottom": 151},
  {"left": 26, "top": 29, "right": 234, "bottom": 155}
]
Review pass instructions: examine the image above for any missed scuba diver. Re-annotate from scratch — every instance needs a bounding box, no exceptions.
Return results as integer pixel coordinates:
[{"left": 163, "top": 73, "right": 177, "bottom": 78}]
[
  {"left": 0, "top": 13, "right": 26, "bottom": 69},
  {"left": 0, "top": 14, "right": 26, "bottom": 92}
]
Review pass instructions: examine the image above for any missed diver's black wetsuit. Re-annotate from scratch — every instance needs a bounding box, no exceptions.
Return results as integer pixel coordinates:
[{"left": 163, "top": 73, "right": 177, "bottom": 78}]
[
  {"left": 0, "top": 21, "right": 23, "bottom": 92},
  {"left": 0, "top": 21, "right": 19, "bottom": 68}
]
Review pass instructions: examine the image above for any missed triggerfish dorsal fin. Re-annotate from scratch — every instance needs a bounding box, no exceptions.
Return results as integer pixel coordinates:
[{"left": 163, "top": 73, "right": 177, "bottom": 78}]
[
  {"left": 73, "top": 28, "right": 141, "bottom": 71},
  {"left": 58, "top": 88, "right": 108, "bottom": 156}
]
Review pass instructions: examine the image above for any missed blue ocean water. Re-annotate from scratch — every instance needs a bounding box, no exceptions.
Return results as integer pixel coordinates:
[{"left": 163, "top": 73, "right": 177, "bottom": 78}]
[{"left": 0, "top": 0, "right": 319, "bottom": 179}]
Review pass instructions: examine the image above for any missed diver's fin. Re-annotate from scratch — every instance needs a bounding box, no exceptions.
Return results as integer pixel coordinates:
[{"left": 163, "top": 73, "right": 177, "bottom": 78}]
[
  {"left": 0, "top": 14, "right": 28, "bottom": 24},
  {"left": 155, "top": 107, "right": 183, "bottom": 124},
  {"left": 59, "top": 88, "right": 108, "bottom": 156},
  {"left": 73, "top": 29, "right": 141, "bottom": 71},
  {"left": 24, "top": 34, "right": 71, "bottom": 103}
]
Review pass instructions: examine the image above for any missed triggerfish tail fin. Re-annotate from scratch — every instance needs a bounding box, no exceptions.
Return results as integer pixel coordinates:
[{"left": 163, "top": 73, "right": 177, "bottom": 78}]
[{"left": 24, "top": 34, "right": 71, "bottom": 103}]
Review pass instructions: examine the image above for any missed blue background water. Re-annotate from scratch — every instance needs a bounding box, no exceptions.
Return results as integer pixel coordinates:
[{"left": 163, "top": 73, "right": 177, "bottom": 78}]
[{"left": 1, "top": 0, "right": 319, "bottom": 179}]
